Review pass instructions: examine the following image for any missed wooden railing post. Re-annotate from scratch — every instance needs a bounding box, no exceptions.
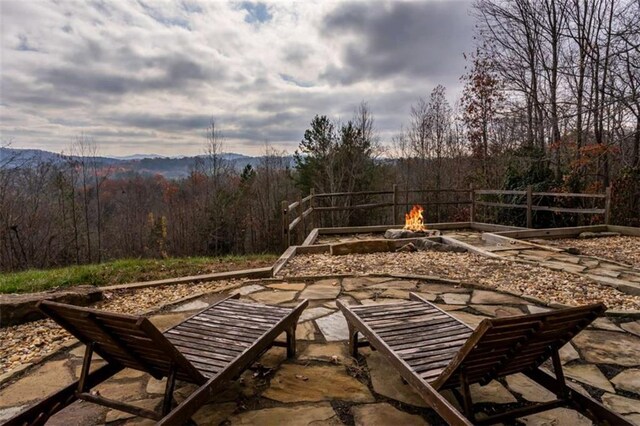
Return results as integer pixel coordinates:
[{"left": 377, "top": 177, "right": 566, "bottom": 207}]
[
  {"left": 298, "top": 195, "right": 304, "bottom": 244},
  {"left": 281, "top": 200, "right": 289, "bottom": 250},
  {"left": 309, "top": 189, "right": 315, "bottom": 229},
  {"left": 604, "top": 186, "right": 612, "bottom": 225},
  {"left": 470, "top": 185, "right": 475, "bottom": 223},
  {"left": 526, "top": 185, "right": 533, "bottom": 228},
  {"left": 392, "top": 184, "right": 398, "bottom": 225}
]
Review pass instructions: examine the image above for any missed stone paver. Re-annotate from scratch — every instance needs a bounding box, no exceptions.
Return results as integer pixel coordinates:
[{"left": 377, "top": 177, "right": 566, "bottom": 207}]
[
  {"left": 601, "top": 393, "right": 640, "bottom": 415},
  {"left": 417, "top": 283, "right": 470, "bottom": 293},
  {"left": 148, "top": 312, "right": 193, "bottom": 330},
  {"left": 231, "top": 284, "right": 264, "bottom": 295},
  {"left": 299, "top": 279, "right": 341, "bottom": 300},
  {"left": 370, "top": 280, "right": 419, "bottom": 290},
  {"left": 352, "top": 403, "right": 429, "bottom": 426},
  {"left": 611, "top": 369, "right": 640, "bottom": 395},
  {"left": 380, "top": 288, "right": 410, "bottom": 299},
  {"left": 95, "top": 379, "right": 145, "bottom": 402},
  {"left": 448, "top": 311, "right": 490, "bottom": 329},
  {"left": 519, "top": 407, "right": 592, "bottom": 425},
  {"left": 505, "top": 373, "right": 556, "bottom": 403},
  {"left": 470, "top": 290, "right": 526, "bottom": 305},
  {"left": 192, "top": 402, "right": 237, "bottom": 425},
  {"left": 0, "top": 360, "right": 74, "bottom": 407},
  {"left": 227, "top": 403, "right": 338, "bottom": 425},
  {"left": 621, "top": 320, "right": 640, "bottom": 337},
  {"left": 48, "top": 400, "right": 106, "bottom": 426},
  {"left": 470, "top": 304, "right": 524, "bottom": 317},
  {"left": 564, "top": 364, "right": 615, "bottom": 392},
  {"left": 559, "top": 342, "right": 581, "bottom": 364},
  {"left": 343, "top": 277, "right": 392, "bottom": 292},
  {"left": 267, "top": 282, "right": 306, "bottom": 291},
  {"left": 299, "top": 306, "right": 334, "bottom": 322},
  {"left": 262, "top": 364, "right": 374, "bottom": 403},
  {"left": 360, "top": 298, "right": 406, "bottom": 305},
  {"left": 470, "top": 380, "right": 517, "bottom": 404},
  {"left": 442, "top": 293, "right": 470, "bottom": 305},
  {"left": 146, "top": 377, "right": 166, "bottom": 394},
  {"left": 299, "top": 343, "right": 348, "bottom": 364},
  {"left": 249, "top": 290, "right": 298, "bottom": 304},
  {"left": 315, "top": 311, "right": 349, "bottom": 341},
  {"left": 295, "top": 321, "right": 316, "bottom": 340},
  {"left": 366, "top": 351, "right": 428, "bottom": 407},
  {"left": 415, "top": 292, "right": 438, "bottom": 301},
  {"left": 170, "top": 299, "right": 209, "bottom": 312},
  {"left": 591, "top": 317, "right": 622, "bottom": 331},
  {"left": 0, "top": 406, "right": 27, "bottom": 423},
  {"left": 572, "top": 330, "right": 640, "bottom": 366}
]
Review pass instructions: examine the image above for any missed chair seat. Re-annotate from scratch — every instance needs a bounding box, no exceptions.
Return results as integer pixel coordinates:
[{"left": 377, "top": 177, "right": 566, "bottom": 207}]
[
  {"left": 165, "top": 299, "right": 294, "bottom": 378},
  {"left": 349, "top": 301, "right": 472, "bottom": 383}
]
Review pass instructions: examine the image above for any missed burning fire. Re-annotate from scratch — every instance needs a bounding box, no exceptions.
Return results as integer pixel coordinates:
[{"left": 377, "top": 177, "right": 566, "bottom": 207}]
[{"left": 404, "top": 205, "right": 427, "bottom": 232}]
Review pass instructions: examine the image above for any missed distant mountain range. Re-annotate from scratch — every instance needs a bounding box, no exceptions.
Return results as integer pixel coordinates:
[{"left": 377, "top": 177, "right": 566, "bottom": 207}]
[{"left": 0, "top": 147, "right": 294, "bottom": 179}]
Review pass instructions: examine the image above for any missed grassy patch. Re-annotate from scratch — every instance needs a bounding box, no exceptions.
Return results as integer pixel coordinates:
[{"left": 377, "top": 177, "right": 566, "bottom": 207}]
[{"left": 0, "top": 254, "right": 277, "bottom": 294}]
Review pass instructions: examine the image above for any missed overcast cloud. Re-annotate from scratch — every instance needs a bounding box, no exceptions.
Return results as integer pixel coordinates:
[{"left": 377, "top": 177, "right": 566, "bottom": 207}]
[{"left": 0, "top": 0, "right": 474, "bottom": 156}]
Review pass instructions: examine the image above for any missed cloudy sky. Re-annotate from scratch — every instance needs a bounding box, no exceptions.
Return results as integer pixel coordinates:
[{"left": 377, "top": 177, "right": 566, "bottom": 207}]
[{"left": 0, "top": 0, "right": 475, "bottom": 156}]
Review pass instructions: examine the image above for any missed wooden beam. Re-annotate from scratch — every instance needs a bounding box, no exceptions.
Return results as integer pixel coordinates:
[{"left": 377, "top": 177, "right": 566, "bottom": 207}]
[
  {"left": 493, "top": 225, "right": 608, "bottom": 239},
  {"left": 475, "top": 190, "right": 526, "bottom": 195},
  {"left": 531, "top": 206, "right": 605, "bottom": 215},
  {"left": 302, "top": 228, "right": 319, "bottom": 246},
  {"left": 470, "top": 222, "right": 528, "bottom": 232},
  {"left": 271, "top": 246, "right": 297, "bottom": 276},
  {"left": 607, "top": 225, "right": 640, "bottom": 236},
  {"left": 481, "top": 233, "right": 564, "bottom": 252},
  {"left": 295, "top": 244, "right": 330, "bottom": 254},
  {"left": 526, "top": 185, "right": 533, "bottom": 228},
  {"left": 439, "top": 236, "right": 502, "bottom": 259}
]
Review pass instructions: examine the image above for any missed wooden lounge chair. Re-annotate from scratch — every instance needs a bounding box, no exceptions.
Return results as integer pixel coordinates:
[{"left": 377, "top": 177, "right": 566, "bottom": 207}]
[
  {"left": 337, "top": 293, "right": 632, "bottom": 426},
  {"left": 7, "top": 294, "right": 308, "bottom": 426}
]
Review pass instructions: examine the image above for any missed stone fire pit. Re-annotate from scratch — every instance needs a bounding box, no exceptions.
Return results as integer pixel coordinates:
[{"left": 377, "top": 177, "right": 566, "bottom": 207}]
[{"left": 384, "top": 229, "right": 441, "bottom": 239}]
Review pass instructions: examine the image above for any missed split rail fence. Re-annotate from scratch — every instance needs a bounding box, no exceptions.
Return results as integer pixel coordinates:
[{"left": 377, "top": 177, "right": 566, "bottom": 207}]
[{"left": 281, "top": 185, "right": 611, "bottom": 248}]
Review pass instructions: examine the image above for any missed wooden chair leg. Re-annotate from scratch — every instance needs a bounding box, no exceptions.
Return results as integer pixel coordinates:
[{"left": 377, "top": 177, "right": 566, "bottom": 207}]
[
  {"left": 459, "top": 370, "right": 475, "bottom": 423},
  {"left": 550, "top": 350, "right": 568, "bottom": 398},
  {"left": 348, "top": 324, "right": 359, "bottom": 358},
  {"left": 286, "top": 326, "right": 296, "bottom": 358},
  {"left": 162, "top": 366, "right": 178, "bottom": 416},
  {"left": 77, "top": 342, "right": 95, "bottom": 393}
]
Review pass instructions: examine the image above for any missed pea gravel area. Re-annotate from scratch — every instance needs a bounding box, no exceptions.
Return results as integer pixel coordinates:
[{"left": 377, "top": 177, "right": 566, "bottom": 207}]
[
  {"left": 545, "top": 236, "right": 640, "bottom": 268},
  {"left": 279, "top": 252, "right": 640, "bottom": 311}
]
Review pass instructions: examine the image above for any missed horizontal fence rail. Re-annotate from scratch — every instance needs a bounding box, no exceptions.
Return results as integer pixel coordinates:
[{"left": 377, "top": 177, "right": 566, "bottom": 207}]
[{"left": 281, "top": 185, "right": 611, "bottom": 249}]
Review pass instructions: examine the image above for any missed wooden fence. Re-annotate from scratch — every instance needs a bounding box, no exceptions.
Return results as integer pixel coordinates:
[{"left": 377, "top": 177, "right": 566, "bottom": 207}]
[{"left": 281, "top": 185, "right": 611, "bottom": 248}]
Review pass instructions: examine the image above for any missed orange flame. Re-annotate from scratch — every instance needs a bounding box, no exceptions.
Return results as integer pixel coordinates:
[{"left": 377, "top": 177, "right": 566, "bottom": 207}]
[{"left": 404, "top": 205, "right": 427, "bottom": 231}]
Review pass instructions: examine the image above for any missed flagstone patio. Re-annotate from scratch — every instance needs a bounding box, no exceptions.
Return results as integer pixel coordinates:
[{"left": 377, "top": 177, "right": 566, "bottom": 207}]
[{"left": 1, "top": 277, "right": 639, "bottom": 425}]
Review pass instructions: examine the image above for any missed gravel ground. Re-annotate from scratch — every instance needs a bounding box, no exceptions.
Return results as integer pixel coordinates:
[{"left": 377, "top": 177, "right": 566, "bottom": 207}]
[
  {"left": 0, "top": 279, "right": 241, "bottom": 374},
  {"left": 545, "top": 236, "right": 640, "bottom": 268},
  {"left": 280, "top": 252, "right": 640, "bottom": 311}
]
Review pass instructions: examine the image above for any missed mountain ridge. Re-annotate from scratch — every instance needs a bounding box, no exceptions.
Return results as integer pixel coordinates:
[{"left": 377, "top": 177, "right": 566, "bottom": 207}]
[{"left": 0, "top": 147, "right": 293, "bottom": 179}]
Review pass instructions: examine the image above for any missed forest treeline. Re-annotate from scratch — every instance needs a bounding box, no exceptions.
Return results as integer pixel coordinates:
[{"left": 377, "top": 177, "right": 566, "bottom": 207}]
[{"left": 1, "top": 0, "right": 639, "bottom": 272}]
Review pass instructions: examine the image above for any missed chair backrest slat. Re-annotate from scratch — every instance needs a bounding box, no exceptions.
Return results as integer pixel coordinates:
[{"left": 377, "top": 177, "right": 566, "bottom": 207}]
[
  {"left": 38, "top": 300, "right": 206, "bottom": 384},
  {"left": 433, "top": 303, "right": 606, "bottom": 389}
]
